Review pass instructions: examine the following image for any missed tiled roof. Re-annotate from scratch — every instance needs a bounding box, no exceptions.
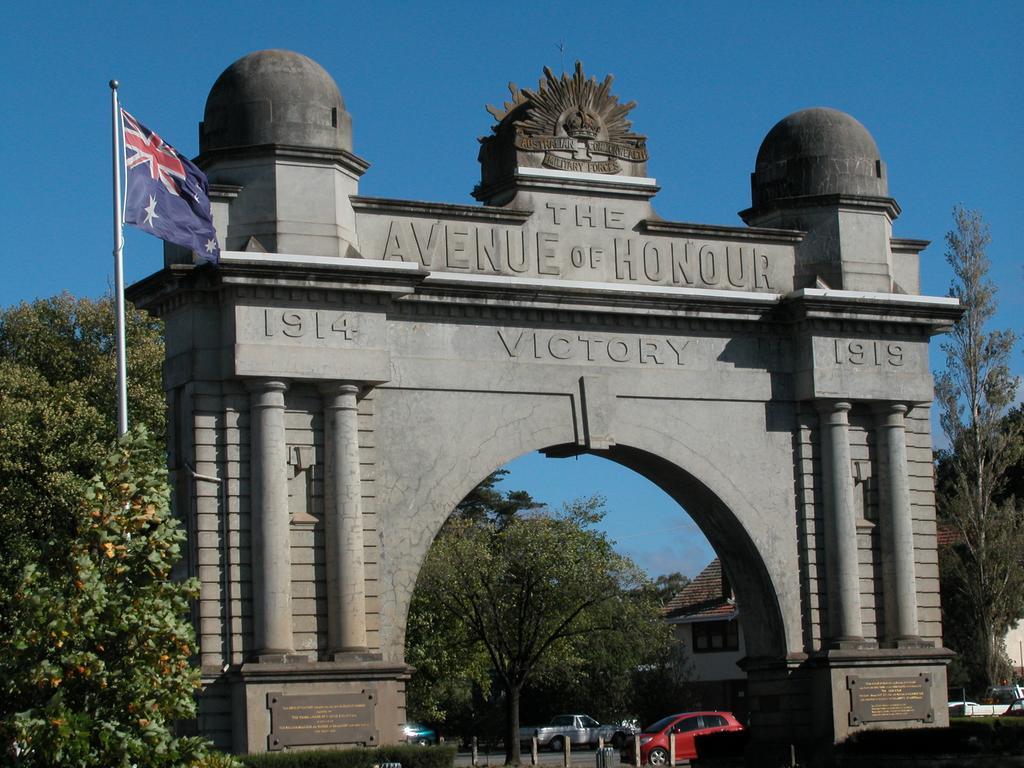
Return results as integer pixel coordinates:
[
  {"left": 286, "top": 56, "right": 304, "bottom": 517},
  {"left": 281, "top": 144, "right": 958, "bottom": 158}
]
[{"left": 663, "top": 558, "right": 735, "bottom": 622}]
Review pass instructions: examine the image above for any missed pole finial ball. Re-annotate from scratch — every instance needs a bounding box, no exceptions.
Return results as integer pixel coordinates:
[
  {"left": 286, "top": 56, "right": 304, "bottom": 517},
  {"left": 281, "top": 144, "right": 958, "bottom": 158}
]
[{"left": 109, "top": 79, "right": 119, "bottom": 90}]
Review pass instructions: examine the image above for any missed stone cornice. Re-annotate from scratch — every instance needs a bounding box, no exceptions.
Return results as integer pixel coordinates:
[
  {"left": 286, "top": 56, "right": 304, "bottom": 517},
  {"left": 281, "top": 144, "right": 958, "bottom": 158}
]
[
  {"left": 784, "top": 287, "right": 963, "bottom": 331},
  {"left": 208, "top": 183, "right": 242, "bottom": 201},
  {"left": 640, "top": 218, "right": 805, "bottom": 245},
  {"left": 890, "top": 237, "right": 931, "bottom": 255},
  {"left": 351, "top": 196, "right": 531, "bottom": 223},
  {"left": 228, "top": 659, "right": 414, "bottom": 683},
  {"left": 128, "top": 254, "right": 963, "bottom": 331},
  {"left": 739, "top": 193, "right": 902, "bottom": 223},
  {"left": 473, "top": 168, "right": 660, "bottom": 204},
  {"left": 405, "top": 271, "right": 781, "bottom": 321},
  {"left": 196, "top": 143, "right": 371, "bottom": 176}
]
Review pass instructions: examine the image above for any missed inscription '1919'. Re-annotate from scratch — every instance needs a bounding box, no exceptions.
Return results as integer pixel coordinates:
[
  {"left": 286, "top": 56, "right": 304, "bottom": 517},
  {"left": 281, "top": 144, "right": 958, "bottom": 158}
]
[{"left": 834, "top": 340, "right": 904, "bottom": 367}]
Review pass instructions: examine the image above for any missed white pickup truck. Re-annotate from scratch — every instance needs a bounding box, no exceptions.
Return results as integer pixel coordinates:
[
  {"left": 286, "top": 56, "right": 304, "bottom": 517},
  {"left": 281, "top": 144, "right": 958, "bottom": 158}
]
[
  {"left": 949, "top": 685, "right": 1024, "bottom": 717},
  {"left": 519, "top": 714, "right": 637, "bottom": 750}
]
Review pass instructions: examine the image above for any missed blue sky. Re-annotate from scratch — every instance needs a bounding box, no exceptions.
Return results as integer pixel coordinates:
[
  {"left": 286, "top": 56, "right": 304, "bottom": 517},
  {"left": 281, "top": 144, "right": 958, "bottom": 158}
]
[{"left": 1, "top": 2, "right": 1020, "bottom": 578}]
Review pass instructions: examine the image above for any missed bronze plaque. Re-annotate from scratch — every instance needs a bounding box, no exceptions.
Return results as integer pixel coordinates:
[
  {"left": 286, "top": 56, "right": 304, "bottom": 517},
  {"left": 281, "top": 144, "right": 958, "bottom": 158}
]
[
  {"left": 848, "top": 674, "right": 934, "bottom": 726},
  {"left": 267, "top": 690, "right": 376, "bottom": 751}
]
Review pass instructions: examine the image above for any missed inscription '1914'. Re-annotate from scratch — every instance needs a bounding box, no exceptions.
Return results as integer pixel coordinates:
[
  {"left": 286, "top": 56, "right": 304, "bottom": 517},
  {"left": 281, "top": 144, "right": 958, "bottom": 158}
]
[
  {"left": 264, "top": 310, "right": 357, "bottom": 341},
  {"left": 499, "top": 329, "right": 691, "bottom": 366}
]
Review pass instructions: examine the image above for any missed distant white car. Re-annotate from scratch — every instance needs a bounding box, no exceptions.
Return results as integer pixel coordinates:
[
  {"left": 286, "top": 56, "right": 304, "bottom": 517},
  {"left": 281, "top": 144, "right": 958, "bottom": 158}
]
[{"left": 948, "top": 701, "right": 979, "bottom": 717}]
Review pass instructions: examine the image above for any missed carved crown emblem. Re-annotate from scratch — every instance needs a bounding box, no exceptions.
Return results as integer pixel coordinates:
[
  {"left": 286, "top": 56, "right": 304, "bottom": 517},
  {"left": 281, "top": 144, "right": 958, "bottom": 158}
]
[
  {"left": 485, "top": 61, "right": 648, "bottom": 175},
  {"left": 564, "top": 108, "right": 600, "bottom": 141}
]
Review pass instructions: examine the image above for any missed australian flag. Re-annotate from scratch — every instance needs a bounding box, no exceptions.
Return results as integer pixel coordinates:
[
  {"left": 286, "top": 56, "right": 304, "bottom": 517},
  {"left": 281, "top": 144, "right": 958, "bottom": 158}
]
[{"left": 121, "top": 109, "right": 219, "bottom": 263}]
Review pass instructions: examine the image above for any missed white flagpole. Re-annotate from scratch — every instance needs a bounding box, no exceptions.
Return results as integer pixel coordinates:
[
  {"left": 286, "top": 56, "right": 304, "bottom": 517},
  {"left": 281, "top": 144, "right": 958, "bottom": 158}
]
[{"left": 110, "top": 80, "right": 129, "bottom": 437}]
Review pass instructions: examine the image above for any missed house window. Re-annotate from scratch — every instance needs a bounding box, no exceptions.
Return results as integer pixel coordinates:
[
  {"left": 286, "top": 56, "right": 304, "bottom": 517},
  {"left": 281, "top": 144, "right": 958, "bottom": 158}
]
[{"left": 691, "top": 620, "right": 739, "bottom": 653}]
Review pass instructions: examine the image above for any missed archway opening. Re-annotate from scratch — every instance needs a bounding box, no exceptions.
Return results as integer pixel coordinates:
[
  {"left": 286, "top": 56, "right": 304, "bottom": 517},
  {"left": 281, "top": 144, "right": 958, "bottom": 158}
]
[{"left": 403, "top": 445, "right": 787, "bottom": 750}]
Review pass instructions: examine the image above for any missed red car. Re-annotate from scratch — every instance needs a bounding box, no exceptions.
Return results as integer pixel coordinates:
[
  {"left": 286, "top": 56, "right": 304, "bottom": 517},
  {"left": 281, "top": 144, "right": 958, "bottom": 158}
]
[{"left": 621, "top": 711, "right": 744, "bottom": 765}]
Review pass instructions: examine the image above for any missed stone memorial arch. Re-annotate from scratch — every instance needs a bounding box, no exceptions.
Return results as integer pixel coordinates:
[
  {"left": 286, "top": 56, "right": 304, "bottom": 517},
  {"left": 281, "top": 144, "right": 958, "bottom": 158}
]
[{"left": 129, "top": 50, "right": 961, "bottom": 761}]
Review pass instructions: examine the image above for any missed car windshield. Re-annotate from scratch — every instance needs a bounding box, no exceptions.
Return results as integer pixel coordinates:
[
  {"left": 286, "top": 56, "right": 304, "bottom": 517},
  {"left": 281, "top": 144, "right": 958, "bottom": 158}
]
[{"left": 644, "top": 715, "right": 680, "bottom": 733}]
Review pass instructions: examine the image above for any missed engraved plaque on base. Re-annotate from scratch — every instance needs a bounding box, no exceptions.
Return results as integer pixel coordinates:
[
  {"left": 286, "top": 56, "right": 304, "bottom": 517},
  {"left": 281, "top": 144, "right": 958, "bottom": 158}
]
[
  {"left": 267, "top": 690, "right": 376, "bottom": 751},
  {"left": 848, "top": 674, "right": 934, "bottom": 726}
]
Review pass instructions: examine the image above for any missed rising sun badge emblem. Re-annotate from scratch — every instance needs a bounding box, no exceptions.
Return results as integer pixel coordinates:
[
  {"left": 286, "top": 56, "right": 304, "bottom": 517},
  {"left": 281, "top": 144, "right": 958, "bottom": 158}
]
[{"left": 485, "top": 61, "right": 649, "bottom": 175}]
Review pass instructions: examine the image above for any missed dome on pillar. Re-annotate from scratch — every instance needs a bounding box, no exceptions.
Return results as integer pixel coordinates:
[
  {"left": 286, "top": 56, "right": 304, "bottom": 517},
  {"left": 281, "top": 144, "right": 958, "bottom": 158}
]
[
  {"left": 200, "top": 49, "right": 352, "bottom": 154},
  {"left": 750, "top": 107, "right": 887, "bottom": 211}
]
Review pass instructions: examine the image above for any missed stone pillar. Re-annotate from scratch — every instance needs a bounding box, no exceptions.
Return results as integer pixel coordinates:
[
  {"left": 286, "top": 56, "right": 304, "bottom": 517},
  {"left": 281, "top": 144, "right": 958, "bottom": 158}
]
[
  {"left": 878, "top": 403, "right": 920, "bottom": 643},
  {"left": 819, "top": 401, "right": 864, "bottom": 644},
  {"left": 321, "top": 382, "right": 368, "bottom": 655},
  {"left": 247, "top": 379, "right": 295, "bottom": 658}
]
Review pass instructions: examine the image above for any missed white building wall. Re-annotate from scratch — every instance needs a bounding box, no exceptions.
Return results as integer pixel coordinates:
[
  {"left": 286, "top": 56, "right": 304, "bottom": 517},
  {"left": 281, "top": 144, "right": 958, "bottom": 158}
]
[{"left": 674, "top": 621, "right": 747, "bottom": 682}]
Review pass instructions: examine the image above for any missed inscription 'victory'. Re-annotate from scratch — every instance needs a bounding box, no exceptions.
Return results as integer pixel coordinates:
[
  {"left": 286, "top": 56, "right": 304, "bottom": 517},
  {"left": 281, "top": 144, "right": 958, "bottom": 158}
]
[{"left": 499, "top": 329, "right": 692, "bottom": 366}]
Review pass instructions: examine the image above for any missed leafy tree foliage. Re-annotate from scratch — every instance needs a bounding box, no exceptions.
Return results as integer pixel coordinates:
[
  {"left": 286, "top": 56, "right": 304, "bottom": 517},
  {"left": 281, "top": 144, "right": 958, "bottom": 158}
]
[
  {"left": 0, "top": 294, "right": 164, "bottom": 601},
  {"left": 0, "top": 293, "right": 165, "bottom": 439},
  {"left": 649, "top": 572, "right": 691, "bottom": 607},
  {"left": 405, "top": 473, "right": 538, "bottom": 736},
  {"left": 935, "top": 207, "right": 1024, "bottom": 691},
  {"left": 453, "top": 469, "right": 543, "bottom": 526},
  {"left": 0, "top": 428, "right": 225, "bottom": 767},
  {"left": 410, "top": 488, "right": 667, "bottom": 765}
]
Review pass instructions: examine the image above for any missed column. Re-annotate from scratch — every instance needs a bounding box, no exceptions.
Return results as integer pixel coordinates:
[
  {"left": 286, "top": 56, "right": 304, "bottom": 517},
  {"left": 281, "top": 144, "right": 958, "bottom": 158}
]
[
  {"left": 878, "top": 403, "right": 920, "bottom": 643},
  {"left": 321, "top": 382, "right": 368, "bottom": 655},
  {"left": 819, "top": 401, "right": 864, "bottom": 644},
  {"left": 247, "top": 379, "right": 295, "bottom": 658}
]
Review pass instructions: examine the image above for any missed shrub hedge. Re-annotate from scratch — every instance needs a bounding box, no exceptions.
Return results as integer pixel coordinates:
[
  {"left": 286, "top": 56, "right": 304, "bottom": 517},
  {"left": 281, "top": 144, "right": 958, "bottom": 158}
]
[
  {"left": 240, "top": 745, "right": 456, "bottom": 768},
  {"left": 692, "top": 730, "right": 749, "bottom": 757},
  {"left": 837, "top": 717, "right": 1024, "bottom": 755}
]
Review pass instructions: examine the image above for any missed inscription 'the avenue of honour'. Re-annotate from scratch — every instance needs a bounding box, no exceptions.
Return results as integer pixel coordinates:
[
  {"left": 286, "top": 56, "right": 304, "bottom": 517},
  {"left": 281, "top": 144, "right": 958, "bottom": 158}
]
[{"left": 369, "top": 201, "right": 789, "bottom": 293}]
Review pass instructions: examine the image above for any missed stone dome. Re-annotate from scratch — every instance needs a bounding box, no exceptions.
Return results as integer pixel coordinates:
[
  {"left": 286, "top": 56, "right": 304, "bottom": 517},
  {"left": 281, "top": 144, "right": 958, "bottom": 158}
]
[
  {"left": 200, "top": 49, "right": 352, "bottom": 154},
  {"left": 750, "top": 107, "right": 887, "bottom": 210}
]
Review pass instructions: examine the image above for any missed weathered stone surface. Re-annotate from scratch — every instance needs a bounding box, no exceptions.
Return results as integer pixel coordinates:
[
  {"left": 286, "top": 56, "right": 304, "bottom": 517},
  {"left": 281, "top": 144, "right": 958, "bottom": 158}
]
[{"left": 128, "top": 53, "right": 962, "bottom": 762}]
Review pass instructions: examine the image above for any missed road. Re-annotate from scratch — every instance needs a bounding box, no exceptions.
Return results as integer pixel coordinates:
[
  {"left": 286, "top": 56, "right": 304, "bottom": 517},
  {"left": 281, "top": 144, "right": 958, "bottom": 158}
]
[{"left": 451, "top": 748, "right": 688, "bottom": 768}]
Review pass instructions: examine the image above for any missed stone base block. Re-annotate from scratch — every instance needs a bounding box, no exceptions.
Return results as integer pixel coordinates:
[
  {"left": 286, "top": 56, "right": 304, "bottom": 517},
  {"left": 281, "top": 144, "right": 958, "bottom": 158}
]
[
  {"left": 742, "top": 648, "right": 953, "bottom": 767},
  {"left": 228, "top": 658, "right": 412, "bottom": 754}
]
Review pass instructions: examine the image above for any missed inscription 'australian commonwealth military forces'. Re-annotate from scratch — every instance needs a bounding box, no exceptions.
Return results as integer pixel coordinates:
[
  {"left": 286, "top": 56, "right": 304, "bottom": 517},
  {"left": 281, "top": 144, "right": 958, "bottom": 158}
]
[{"left": 496, "top": 63, "right": 649, "bottom": 174}]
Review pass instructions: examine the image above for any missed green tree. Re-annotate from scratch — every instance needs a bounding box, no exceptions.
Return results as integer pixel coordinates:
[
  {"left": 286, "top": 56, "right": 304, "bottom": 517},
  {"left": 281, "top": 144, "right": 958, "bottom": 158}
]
[
  {"left": 0, "top": 427, "right": 220, "bottom": 767},
  {"left": 453, "top": 469, "right": 543, "bottom": 526},
  {"left": 412, "top": 493, "right": 664, "bottom": 765},
  {"left": 406, "top": 473, "right": 541, "bottom": 739},
  {"left": 935, "top": 206, "right": 1024, "bottom": 691},
  {"left": 649, "top": 572, "right": 691, "bottom": 607},
  {"left": 0, "top": 294, "right": 164, "bottom": 599}
]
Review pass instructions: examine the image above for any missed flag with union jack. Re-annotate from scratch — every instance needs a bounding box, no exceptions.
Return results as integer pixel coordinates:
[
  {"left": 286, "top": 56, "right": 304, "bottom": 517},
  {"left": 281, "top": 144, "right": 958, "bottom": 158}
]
[{"left": 121, "top": 109, "right": 219, "bottom": 263}]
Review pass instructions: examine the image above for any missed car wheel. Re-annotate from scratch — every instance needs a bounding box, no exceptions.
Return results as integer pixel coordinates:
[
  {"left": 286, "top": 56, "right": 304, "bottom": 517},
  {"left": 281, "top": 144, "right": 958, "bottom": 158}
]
[
  {"left": 611, "top": 733, "right": 625, "bottom": 749},
  {"left": 549, "top": 736, "right": 565, "bottom": 752},
  {"left": 648, "top": 747, "right": 669, "bottom": 766}
]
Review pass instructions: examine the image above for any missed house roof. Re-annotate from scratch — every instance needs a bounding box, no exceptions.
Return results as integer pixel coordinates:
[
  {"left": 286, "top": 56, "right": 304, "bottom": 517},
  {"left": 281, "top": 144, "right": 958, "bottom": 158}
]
[{"left": 663, "top": 558, "right": 737, "bottom": 623}]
